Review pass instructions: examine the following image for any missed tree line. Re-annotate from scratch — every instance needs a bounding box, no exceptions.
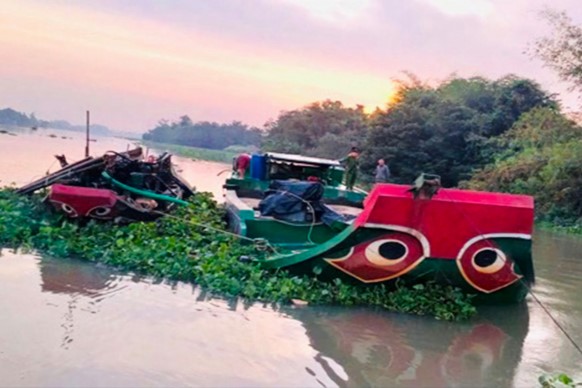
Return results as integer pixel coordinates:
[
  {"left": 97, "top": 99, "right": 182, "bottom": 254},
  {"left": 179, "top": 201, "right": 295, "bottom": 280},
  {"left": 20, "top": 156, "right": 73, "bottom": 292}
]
[
  {"left": 0, "top": 108, "right": 113, "bottom": 135},
  {"left": 142, "top": 115, "right": 262, "bottom": 151}
]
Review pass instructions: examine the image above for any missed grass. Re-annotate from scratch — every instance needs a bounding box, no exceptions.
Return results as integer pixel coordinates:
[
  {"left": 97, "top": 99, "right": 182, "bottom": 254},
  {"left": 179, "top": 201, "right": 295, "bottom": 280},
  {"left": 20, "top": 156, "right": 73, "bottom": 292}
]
[
  {"left": 142, "top": 140, "right": 237, "bottom": 164},
  {"left": 536, "top": 220, "right": 582, "bottom": 236}
]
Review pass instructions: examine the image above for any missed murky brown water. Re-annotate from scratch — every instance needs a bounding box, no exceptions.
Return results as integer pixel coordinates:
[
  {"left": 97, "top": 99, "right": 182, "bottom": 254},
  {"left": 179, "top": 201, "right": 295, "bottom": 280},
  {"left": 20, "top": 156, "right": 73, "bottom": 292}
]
[{"left": 1, "top": 128, "right": 581, "bottom": 387}]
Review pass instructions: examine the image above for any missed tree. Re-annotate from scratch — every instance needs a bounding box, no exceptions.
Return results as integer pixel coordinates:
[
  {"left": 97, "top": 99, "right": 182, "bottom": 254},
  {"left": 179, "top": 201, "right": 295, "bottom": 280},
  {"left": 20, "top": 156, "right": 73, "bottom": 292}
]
[
  {"left": 467, "top": 107, "right": 582, "bottom": 223},
  {"left": 531, "top": 9, "right": 582, "bottom": 100},
  {"left": 360, "top": 75, "right": 555, "bottom": 187},
  {"left": 143, "top": 117, "right": 262, "bottom": 150},
  {"left": 262, "top": 100, "right": 369, "bottom": 158}
]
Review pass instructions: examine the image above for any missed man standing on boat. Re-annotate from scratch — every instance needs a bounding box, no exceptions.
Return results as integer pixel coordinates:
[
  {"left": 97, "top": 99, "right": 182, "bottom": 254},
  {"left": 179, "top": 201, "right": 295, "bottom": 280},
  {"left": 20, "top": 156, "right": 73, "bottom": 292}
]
[
  {"left": 374, "top": 159, "right": 390, "bottom": 183},
  {"left": 340, "top": 147, "right": 360, "bottom": 190}
]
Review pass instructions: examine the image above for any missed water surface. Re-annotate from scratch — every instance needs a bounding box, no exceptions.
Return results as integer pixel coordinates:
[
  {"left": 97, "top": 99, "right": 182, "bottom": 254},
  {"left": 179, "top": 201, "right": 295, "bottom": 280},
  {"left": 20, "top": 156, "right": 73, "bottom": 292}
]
[{"left": 1, "top": 128, "right": 581, "bottom": 387}]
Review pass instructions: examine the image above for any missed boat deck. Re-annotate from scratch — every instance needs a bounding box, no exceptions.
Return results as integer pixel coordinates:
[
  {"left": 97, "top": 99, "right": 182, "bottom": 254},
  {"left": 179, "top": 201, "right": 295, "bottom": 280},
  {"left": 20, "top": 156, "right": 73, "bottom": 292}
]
[{"left": 240, "top": 197, "right": 363, "bottom": 218}]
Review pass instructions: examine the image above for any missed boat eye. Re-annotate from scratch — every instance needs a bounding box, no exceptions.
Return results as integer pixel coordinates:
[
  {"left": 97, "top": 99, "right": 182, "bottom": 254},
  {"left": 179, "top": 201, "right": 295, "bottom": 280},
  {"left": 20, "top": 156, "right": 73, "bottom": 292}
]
[
  {"left": 94, "top": 207, "right": 111, "bottom": 216},
  {"left": 365, "top": 239, "right": 408, "bottom": 266},
  {"left": 61, "top": 203, "right": 78, "bottom": 217},
  {"left": 471, "top": 248, "right": 506, "bottom": 274}
]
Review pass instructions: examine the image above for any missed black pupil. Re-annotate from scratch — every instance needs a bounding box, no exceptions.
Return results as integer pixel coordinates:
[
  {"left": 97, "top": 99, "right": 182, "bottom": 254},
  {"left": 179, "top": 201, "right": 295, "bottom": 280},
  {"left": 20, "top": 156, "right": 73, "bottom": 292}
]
[
  {"left": 474, "top": 250, "right": 498, "bottom": 268},
  {"left": 378, "top": 242, "right": 406, "bottom": 260}
]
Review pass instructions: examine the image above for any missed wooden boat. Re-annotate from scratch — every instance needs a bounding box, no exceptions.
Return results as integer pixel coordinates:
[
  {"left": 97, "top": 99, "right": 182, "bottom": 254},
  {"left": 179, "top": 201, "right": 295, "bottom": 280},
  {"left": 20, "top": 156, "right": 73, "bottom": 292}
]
[
  {"left": 17, "top": 147, "right": 194, "bottom": 222},
  {"left": 224, "top": 153, "right": 534, "bottom": 303}
]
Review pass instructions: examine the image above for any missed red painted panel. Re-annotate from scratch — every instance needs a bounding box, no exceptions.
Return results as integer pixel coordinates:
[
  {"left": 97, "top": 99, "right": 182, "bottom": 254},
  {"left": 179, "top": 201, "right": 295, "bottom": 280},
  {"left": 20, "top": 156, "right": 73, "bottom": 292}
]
[
  {"left": 327, "top": 232, "right": 425, "bottom": 282},
  {"left": 49, "top": 184, "right": 118, "bottom": 217},
  {"left": 355, "top": 184, "right": 534, "bottom": 260}
]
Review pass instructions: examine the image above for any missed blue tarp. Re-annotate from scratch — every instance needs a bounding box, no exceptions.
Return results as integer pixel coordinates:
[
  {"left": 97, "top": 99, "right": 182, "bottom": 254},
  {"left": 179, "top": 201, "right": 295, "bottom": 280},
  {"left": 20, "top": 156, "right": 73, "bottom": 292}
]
[{"left": 258, "top": 180, "right": 346, "bottom": 225}]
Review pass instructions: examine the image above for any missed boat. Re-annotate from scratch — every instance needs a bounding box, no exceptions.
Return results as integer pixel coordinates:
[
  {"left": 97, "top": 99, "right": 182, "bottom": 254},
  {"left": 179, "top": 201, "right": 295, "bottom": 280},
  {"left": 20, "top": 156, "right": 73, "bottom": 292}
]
[
  {"left": 224, "top": 153, "right": 535, "bottom": 303},
  {"left": 17, "top": 147, "right": 194, "bottom": 222},
  {"left": 224, "top": 152, "right": 368, "bottom": 241}
]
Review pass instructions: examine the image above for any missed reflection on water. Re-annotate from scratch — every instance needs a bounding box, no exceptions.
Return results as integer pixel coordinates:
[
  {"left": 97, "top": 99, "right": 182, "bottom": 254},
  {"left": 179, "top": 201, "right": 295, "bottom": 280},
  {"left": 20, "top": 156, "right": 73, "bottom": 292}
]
[
  {"left": 38, "top": 258, "right": 125, "bottom": 350},
  {"left": 292, "top": 304, "right": 529, "bottom": 387},
  {"left": 1, "top": 130, "right": 582, "bottom": 387},
  {"left": 40, "top": 256, "right": 117, "bottom": 297}
]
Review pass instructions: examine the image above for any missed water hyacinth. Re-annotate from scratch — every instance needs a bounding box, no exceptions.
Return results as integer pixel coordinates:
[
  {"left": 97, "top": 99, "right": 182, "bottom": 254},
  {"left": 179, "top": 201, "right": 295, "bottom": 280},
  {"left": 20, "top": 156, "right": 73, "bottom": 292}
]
[{"left": 0, "top": 188, "right": 477, "bottom": 321}]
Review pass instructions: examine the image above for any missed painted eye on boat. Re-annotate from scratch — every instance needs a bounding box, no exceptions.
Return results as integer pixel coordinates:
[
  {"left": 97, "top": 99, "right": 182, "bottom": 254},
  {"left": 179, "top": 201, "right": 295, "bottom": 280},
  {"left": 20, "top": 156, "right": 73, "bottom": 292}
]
[
  {"left": 92, "top": 207, "right": 112, "bottom": 217},
  {"left": 456, "top": 238, "right": 522, "bottom": 293},
  {"left": 365, "top": 239, "right": 409, "bottom": 266},
  {"left": 324, "top": 230, "right": 428, "bottom": 283},
  {"left": 471, "top": 248, "right": 506, "bottom": 274},
  {"left": 61, "top": 203, "right": 78, "bottom": 217}
]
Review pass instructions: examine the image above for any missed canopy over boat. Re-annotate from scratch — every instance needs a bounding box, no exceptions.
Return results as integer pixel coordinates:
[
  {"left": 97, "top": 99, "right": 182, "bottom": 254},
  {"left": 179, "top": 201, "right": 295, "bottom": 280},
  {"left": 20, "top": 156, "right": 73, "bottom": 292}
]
[{"left": 264, "top": 152, "right": 342, "bottom": 168}]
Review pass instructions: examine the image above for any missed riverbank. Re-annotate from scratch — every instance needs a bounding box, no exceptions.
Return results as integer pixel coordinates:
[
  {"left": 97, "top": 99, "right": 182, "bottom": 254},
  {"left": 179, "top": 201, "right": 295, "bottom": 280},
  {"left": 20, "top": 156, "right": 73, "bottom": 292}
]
[
  {"left": 142, "top": 140, "right": 237, "bottom": 164},
  {"left": 537, "top": 220, "right": 582, "bottom": 236}
]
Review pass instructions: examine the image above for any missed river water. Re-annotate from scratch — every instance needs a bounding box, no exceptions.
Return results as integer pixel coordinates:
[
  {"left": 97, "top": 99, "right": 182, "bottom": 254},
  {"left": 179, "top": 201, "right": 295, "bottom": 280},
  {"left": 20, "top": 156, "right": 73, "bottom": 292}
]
[{"left": 0, "top": 127, "right": 581, "bottom": 387}]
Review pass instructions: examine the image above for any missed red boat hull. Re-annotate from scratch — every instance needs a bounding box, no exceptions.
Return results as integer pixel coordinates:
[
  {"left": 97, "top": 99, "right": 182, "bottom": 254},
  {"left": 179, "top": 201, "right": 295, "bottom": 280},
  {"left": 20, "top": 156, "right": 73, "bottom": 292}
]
[{"left": 49, "top": 184, "right": 119, "bottom": 219}]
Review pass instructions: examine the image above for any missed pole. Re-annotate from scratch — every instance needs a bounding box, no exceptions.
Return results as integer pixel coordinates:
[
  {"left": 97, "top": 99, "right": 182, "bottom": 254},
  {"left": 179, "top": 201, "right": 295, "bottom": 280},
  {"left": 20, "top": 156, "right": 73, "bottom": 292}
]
[{"left": 85, "top": 110, "right": 90, "bottom": 157}]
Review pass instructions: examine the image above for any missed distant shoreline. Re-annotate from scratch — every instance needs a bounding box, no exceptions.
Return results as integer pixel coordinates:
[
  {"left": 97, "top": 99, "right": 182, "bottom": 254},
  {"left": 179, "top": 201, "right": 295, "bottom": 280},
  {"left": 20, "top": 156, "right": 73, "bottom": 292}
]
[{"left": 141, "top": 140, "right": 236, "bottom": 164}]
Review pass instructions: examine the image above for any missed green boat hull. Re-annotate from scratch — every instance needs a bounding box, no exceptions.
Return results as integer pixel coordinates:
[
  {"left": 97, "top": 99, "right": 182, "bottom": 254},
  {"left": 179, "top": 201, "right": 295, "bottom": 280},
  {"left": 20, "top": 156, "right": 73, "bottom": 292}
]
[{"left": 224, "top": 154, "right": 534, "bottom": 304}]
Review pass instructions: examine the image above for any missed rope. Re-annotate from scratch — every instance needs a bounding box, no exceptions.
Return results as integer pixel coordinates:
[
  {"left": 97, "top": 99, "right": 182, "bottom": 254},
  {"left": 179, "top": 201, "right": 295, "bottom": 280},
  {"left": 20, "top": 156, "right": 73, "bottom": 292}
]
[
  {"left": 529, "top": 287, "right": 582, "bottom": 356},
  {"left": 439, "top": 189, "right": 582, "bottom": 357},
  {"left": 44, "top": 158, "right": 58, "bottom": 175},
  {"left": 23, "top": 158, "right": 60, "bottom": 189},
  {"left": 216, "top": 169, "right": 231, "bottom": 176},
  {"left": 151, "top": 210, "right": 279, "bottom": 254},
  {"left": 270, "top": 188, "right": 318, "bottom": 245},
  {"left": 32, "top": 163, "right": 100, "bottom": 193}
]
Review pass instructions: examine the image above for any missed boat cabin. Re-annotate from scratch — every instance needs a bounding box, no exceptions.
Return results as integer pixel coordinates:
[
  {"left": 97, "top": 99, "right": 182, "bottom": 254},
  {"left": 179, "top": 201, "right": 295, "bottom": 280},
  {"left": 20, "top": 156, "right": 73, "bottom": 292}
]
[{"left": 242, "top": 152, "right": 345, "bottom": 187}]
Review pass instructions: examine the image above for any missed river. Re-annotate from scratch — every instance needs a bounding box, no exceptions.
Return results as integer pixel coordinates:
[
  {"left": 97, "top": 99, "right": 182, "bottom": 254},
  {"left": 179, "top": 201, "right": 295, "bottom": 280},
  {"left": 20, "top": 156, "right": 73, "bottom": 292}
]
[{"left": 0, "top": 127, "right": 581, "bottom": 387}]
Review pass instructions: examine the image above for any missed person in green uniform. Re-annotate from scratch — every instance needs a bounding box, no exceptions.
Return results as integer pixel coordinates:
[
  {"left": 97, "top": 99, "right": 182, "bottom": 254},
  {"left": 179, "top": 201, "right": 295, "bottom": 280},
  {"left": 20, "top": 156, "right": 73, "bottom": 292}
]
[{"left": 340, "top": 147, "right": 360, "bottom": 190}]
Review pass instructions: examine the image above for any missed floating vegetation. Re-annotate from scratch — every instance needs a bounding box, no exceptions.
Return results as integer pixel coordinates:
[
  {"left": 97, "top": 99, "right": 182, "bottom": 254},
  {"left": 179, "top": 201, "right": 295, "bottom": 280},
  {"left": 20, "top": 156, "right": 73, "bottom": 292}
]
[
  {"left": 539, "top": 372, "right": 579, "bottom": 387},
  {"left": 0, "top": 188, "right": 477, "bottom": 321}
]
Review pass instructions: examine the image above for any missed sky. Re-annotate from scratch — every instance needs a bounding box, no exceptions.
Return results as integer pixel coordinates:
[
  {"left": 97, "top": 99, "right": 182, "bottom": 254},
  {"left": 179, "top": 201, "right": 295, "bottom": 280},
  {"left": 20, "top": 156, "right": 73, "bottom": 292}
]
[{"left": 0, "top": 0, "right": 581, "bottom": 132}]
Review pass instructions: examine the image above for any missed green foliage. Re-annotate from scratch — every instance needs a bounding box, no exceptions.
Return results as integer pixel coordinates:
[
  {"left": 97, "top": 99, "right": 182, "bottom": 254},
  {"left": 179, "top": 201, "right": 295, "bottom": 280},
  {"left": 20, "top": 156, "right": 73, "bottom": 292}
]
[
  {"left": 467, "top": 107, "right": 582, "bottom": 225},
  {"left": 0, "top": 188, "right": 476, "bottom": 321},
  {"left": 143, "top": 141, "right": 238, "bottom": 163},
  {"left": 361, "top": 75, "right": 555, "bottom": 187},
  {"left": 539, "top": 372, "right": 580, "bottom": 388},
  {"left": 262, "top": 100, "right": 369, "bottom": 159},
  {"left": 223, "top": 144, "right": 260, "bottom": 154},
  {"left": 143, "top": 116, "right": 262, "bottom": 151}
]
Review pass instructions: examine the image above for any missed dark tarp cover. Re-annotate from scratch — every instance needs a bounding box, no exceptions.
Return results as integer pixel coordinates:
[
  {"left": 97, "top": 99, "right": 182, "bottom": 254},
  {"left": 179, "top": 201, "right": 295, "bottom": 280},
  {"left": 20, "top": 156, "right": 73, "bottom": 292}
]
[{"left": 258, "top": 180, "right": 346, "bottom": 225}]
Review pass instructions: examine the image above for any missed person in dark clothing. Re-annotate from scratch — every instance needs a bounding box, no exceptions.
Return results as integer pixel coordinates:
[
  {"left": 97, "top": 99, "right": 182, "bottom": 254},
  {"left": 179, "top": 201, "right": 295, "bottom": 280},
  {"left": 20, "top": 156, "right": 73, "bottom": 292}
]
[
  {"left": 340, "top": 147, "right": 360, "bottom": 190},
  {"left": 374, "top": 159, "right": 390, "bottom": 183}
]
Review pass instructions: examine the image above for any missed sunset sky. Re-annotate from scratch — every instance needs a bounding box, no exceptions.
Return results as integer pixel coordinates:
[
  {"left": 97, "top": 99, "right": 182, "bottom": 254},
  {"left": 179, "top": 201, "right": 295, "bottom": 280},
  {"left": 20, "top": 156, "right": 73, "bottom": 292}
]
[{"left": 1, "top": 0, "right": 581, "bottom": 132}]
